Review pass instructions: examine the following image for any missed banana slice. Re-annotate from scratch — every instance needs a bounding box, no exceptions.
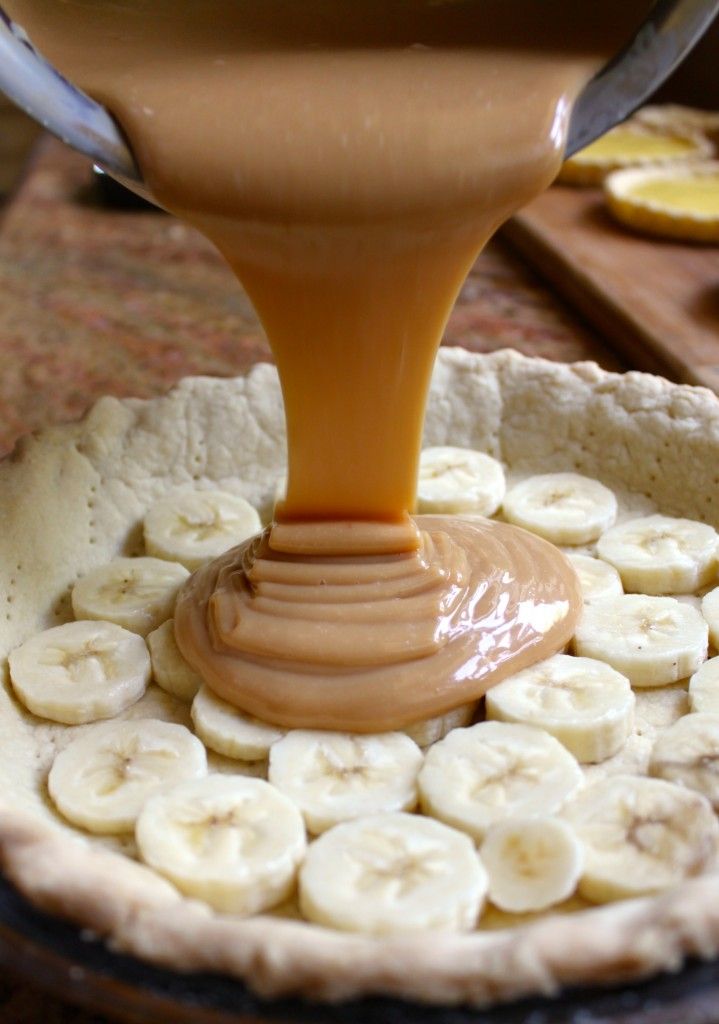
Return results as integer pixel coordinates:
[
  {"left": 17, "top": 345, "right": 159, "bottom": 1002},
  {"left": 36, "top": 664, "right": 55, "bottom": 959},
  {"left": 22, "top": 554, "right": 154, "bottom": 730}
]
[
  {"left": 144, "top": 489, "right": 261, "bottom": 571},
  {"left": 268, "top": 731, "right": 423, "bottom": 834},
  {"left": 298, "top": 812, "right": 487, "bottom": 934},
  {"left": 563, "top": 774, "right": 718, "bottom": 903},
  {"left": 192, "top": 684, "right": 284, "bottom": 761},
  {"left": 72, "top": 557, "right": 190, "bottom": 637},
  {"left": 418, "top": 721, "right": 582, "bottom": 842},
  {"left": 573, "top": 594, "right": 708, "bottom": 688},
  {"left": 596, "top": 515, "right": 719, "bottom": 595},
  {"left": 649, "top": 712, "right": 719, "bottom": 809},
  {"left": 48, "top": 719, "right": 207, "bottom": 834},
  {"left": 136, "top": 775, "right": 306, "bottom": 914},
  {"left": 689, "top": 657, "right": 719, "bottom": 713},
  {"left": 402, "top": 702, "right": 477, "bottom": 747},
  {"left": 485, "top": 654, "right": 634, "bottom": 763},
  {"left": 701, "top": 585, "right": 719, "bottom": 648},
  {"left": 417, "top": 446, "right": 505, "bottom": 516},
  {"left": 502, "top": 473, "right": 617, "bottom": 545},
  {"left": 8, "top": 620, "right": 150, "bottom": 725},
  {"left": 480, "top": 816, "right": 584, "bottom": 913},
  {"left": 567, "top": 554, "right": 623, "bottom": 604},
  {"left": 147, "top": 619, "right": 202, "bottom": 702}
]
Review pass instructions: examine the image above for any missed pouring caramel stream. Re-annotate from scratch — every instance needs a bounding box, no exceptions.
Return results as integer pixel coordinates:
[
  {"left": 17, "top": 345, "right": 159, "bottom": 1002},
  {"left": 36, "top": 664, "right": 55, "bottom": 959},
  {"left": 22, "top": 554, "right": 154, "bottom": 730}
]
[{"left": 7, "top": 0, "right": 647, "bottom": 729}]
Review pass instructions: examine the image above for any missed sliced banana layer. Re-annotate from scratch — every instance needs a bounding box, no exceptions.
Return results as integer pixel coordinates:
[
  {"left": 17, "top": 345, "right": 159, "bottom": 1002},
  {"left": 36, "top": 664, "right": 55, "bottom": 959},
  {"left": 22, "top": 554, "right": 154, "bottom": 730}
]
[
  {"left": 480, "top": 816, "right": 584, "bottom": 913},
  {"left": 573, "top": 595, "right": 708, "bottom": 688},
  {"left": 268, "top": 731, "right": 423, "bottom": 834},
  {"left": 418, "top": 721, "right": 582, "bottom": 842},
  {"left": 689, "top": 657, "right": 719, "bottom": 713},
  {"left": 701, "top": 586, "right": 719, "bottom": 649},
  {"left": 298, "top": 812, "right": 486, "bottom": 934},
  {"left": 72, "top": 557, "right": 190, "bottom": 637},
  {"left": 502, "top": 473, "right": 617, "bottom": 545},
  {"left": 649, "top": 712, "right": 719, "bottom": 809},
  {"left": 486, "top": 654, "right": 634, "bottom": 764},
  {"left": 192, "top": 685, "right": 284, "bottom": 762},
  {"left": 596, "top": 515, "right": 719, "bottom": 595},
  {"left": 48, "top": 719, "right": 207, "bottom": 834},
  {"left": 144, "top": 489, "right": 261, "bottom": 571},
  {"left": 563, "top": 775, "right": 718, "bottom": 903},
  {"left": 403, "top": 702, "right": 476, "bottom": 747},
  {"left": 147, "top": 619, "right": 202, "bottom": 702},
  {"left": 417, "top": 446, "right": 505, "bottom": 516},
  {"left": 136, "top": 775, "right": 306, "bottom": 915},
  {"left": 567, "top": 554, "right": 623, "bottom": 604},
  {"left": 9, "top": 620, "right": 150, "bottom": 725}
]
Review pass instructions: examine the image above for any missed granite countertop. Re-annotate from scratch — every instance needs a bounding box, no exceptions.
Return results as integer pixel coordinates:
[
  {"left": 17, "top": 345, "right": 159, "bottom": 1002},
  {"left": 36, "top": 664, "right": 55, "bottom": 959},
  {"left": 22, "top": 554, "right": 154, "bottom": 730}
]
[{"left": 0, "top": 134, "right": 624, "bottom": 1023}]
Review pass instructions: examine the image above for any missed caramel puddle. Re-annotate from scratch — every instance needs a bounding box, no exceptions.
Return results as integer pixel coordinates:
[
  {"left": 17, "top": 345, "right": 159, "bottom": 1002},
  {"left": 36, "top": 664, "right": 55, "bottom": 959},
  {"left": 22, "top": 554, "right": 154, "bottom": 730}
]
[{"left": 175, "top": 516, "right": 581, "bottom": 731}]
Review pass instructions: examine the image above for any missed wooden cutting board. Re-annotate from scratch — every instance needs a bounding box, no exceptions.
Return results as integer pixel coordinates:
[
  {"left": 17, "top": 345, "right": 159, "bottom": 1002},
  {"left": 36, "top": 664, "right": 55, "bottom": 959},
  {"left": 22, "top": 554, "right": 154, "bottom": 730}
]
[{"left": 502, "top": 185, "right": 719, "bottom": 393}]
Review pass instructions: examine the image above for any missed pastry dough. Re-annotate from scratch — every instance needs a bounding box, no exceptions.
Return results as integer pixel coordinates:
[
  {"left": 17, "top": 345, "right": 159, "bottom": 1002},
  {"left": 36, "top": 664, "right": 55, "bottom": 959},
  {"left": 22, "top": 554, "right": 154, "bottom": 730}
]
[{"left": 2, "top": 347, "right": 719, "bottom": 1006}]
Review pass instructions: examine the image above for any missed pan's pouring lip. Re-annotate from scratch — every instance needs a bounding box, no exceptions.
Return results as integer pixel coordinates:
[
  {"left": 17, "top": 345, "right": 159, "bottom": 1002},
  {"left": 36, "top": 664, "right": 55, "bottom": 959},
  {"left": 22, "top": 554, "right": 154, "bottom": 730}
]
[
  {"left": 0, "top": 5, "right": 142, "bottom": 183},
  {"left": 565, "top": 0, "right": 719, "bottom": 158},
  {"left": 1, "top": 1, "right": 719, "bottom": 174}
]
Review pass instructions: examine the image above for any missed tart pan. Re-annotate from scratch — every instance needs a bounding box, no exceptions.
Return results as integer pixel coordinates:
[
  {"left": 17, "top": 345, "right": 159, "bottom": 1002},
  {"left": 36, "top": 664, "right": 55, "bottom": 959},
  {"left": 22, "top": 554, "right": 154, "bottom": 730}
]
[{"left": 0, "top": 874, "right": 718, "bottom": 1024}]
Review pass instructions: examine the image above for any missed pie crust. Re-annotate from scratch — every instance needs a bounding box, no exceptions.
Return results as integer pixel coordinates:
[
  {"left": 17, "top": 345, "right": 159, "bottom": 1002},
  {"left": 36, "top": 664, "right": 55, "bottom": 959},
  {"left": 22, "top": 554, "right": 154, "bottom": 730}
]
[{"left": 2, "top": 346, "right": 719, "bottom": 1007}]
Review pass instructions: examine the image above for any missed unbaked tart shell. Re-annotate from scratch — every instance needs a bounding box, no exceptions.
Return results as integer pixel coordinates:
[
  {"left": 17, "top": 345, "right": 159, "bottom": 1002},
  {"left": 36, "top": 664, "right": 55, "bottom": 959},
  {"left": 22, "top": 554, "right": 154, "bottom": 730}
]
[{"left": 2, "top": 347, "right": 719, "bottom": 1007}]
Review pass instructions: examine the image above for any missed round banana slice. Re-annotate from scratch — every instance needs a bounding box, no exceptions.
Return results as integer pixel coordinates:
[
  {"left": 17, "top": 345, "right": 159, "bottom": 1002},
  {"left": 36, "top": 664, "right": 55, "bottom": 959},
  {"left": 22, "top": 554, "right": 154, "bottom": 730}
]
[
  {"left": 701, "top": 585, "right": 719, "bottom": 648},
  {"left": 502, "top": 473, "right": 617, "bottom": 545},
  {"left": 72, "top": 557, "right": 190, "bottom": 637},
  {"left": 563, "top": 774, "right": 718, "bottom": 903},
  {"left": 559, "top": 123, "right": 712, "bottom": 186},
  {"left": 689, "top": 657, "right": 719, "bottom": 713},
  {"left": 268, "top": 730, "right": 423, "bottom": 834},
  {"left": 567, "top": 554, "right": 623, "bottom": 604},
  {"left": 147, "top": 619, "right": 202, "bottom": 702},
  {"left": 573, "top": 594, "right": 708, "bottom": 688},
  {"left": 480, "top": 816, "right": 584, "bottom": 913},
  {"left": 144, "top": 489, "right": 261, "bottom": 571},
  {"left": 192, "top": 685, "right": 284, "bottom": 762},
  {"left": 605, "top": 162, "right": 719, "bottom": 243},
  {"left": 596, "top": 514, "right": 719, "bottom": 595},
  {"left": 402, "top": 701, "right": 477, "bottom": 747},
  {"left": 417, "top": 446, "right": 505, "bottom": 516},
  {"left": 48, "top": 719, "right": 207, "bottom": 835},
  {"left": 8, "top": 620, "right": 150, "bottom": 725},
  {"left": 136, "top": 775, "right": 306, "bottom": 915},
  {"left": 649, "top": 712, "right": 719, "bottom": 809},
  {"left": 486, "top": 654, "right": 634, "bottom": 764},
  {"left": 298, "top": 812, "right": 486, "bottom": 934},
  {"left": 418, "top": 721, "right": 582, "bottom": 842}
]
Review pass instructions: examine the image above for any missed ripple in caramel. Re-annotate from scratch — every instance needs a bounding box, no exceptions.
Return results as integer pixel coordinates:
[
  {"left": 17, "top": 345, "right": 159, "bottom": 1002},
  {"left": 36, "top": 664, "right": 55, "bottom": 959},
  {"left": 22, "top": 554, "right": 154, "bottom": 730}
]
[{"left": 175, "top": 517, "right": 581, "bottom": 731}]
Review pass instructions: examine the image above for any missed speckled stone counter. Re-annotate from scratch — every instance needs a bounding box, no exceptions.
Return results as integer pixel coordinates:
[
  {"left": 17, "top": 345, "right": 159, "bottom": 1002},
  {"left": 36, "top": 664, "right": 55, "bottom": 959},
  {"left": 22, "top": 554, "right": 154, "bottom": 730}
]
[{"left": 0, "top": 137, "right": 623, "bottom": 1023}]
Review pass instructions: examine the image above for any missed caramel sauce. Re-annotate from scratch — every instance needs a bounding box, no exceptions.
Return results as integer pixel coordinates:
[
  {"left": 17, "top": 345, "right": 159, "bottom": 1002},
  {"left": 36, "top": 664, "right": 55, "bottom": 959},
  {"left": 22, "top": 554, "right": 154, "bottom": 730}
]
[
  {"left": 176, "top": 517, "right": 579, "bottom": 731},
  {"left": 7, "top": 0, "right": 647, "bottom": 730}
]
